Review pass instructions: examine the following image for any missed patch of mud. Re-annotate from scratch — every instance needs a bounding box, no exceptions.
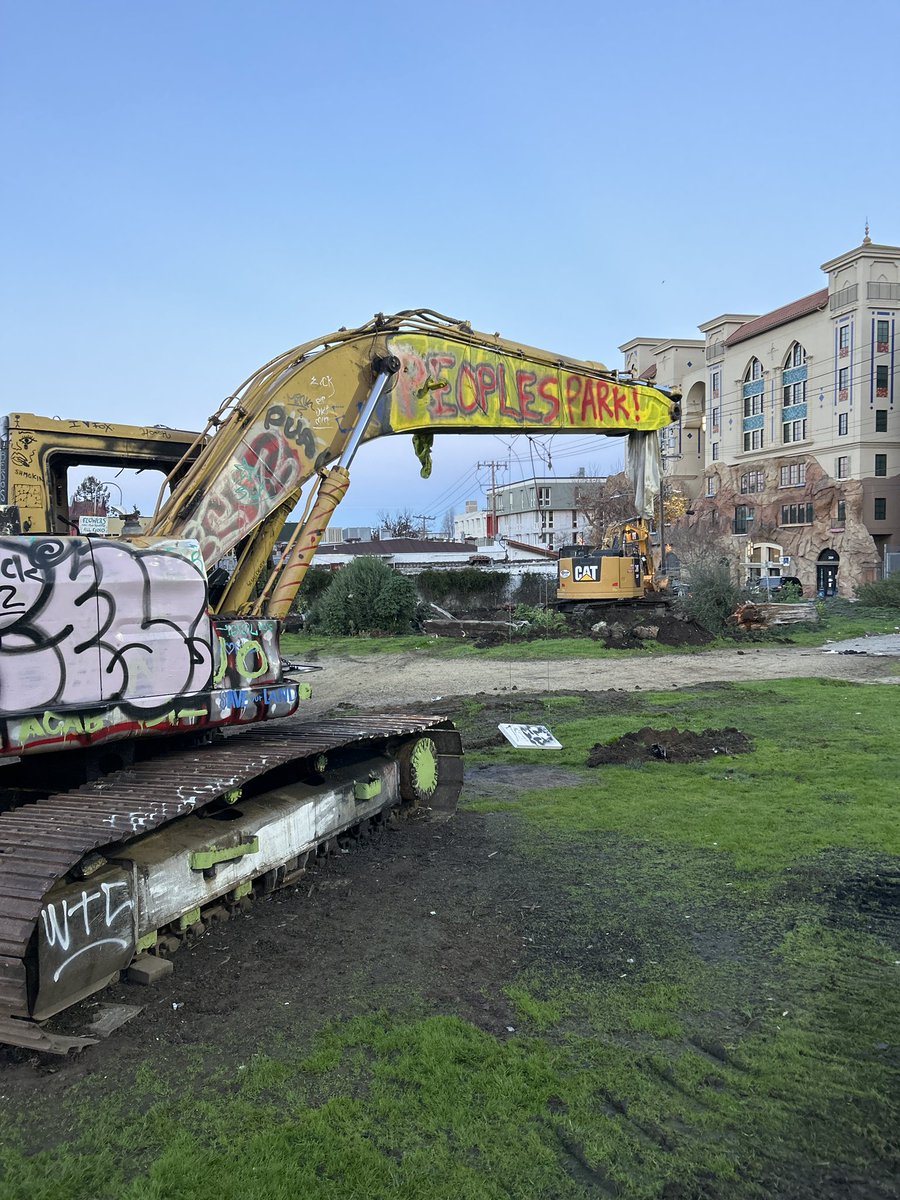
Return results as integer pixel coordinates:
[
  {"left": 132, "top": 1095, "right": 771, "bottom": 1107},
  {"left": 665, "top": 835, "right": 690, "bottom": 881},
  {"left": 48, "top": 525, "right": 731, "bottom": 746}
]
[
  {"left": 587, "top": 726, "right": 752, "bottom": 766},
  {"left": 828, "top": 868, "right": 900, "bottom": 941},
  {"left": 464, "top": 763, "right": 586, "bottom": 800}
]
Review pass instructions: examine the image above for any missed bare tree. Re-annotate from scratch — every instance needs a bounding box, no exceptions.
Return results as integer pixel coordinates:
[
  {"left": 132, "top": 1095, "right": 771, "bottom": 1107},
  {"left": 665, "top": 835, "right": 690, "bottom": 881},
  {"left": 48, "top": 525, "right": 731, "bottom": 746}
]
[
  {"left": 440, "top": 507, "right": 456, "bottom": 540},
  {"left": 667, "top": 508, "right": 731, "bottom": 576},
  {"left": 377, "top": 508, "right": 419, "bottom": 538},
  {"left": 576, "top": 472, "right": 636, "bottom": 545}
]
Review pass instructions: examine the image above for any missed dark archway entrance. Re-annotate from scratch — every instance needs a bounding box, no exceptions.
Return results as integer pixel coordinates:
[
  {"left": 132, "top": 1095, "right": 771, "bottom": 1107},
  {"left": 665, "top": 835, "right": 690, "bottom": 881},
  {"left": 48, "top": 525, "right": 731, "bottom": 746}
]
[{"left": 816, "top": 548, "right": 839, "bottom": 597}]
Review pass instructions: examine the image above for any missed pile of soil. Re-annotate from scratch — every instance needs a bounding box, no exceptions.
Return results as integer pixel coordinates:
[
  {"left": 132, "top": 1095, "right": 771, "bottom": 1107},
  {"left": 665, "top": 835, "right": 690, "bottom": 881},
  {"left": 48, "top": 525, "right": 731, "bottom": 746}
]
[
  {"left": 587, "top": 726, "right": 752, "bottom": 766},
  {"left": 652, "top": 615, "right": 714, "bottom": 646}
]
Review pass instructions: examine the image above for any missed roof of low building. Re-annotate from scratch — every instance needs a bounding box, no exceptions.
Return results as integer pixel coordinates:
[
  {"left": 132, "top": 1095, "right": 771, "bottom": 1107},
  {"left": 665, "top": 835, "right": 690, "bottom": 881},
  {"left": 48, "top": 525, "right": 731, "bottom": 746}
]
[
  {"left": 724, "top": 288, "right": 829, "bottom": 347},
  {"left": 315, "top": 537, "right": 475, "bottom": 556},
  {"left": 504, "top": 539, "right": 558, "bottom": 559}
]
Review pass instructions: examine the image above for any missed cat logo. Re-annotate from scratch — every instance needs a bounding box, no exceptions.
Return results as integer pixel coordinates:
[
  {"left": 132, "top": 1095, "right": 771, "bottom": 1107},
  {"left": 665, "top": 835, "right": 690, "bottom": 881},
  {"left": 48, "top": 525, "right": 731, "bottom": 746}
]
[{"left": 574, "top": 563, "right": 599, "bottom": 582}]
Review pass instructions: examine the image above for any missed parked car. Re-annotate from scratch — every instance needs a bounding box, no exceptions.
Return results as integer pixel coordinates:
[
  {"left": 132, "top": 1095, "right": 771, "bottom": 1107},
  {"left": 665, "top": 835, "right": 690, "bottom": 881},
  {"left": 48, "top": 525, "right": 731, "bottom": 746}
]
[{"left": 752, "top": 576, "right": 803, "bottom": 597}]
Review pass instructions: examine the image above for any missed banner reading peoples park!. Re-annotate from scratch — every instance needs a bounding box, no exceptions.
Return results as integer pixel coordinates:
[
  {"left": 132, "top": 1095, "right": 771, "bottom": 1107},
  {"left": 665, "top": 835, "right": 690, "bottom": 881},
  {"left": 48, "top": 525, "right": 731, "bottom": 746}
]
[{"left": 386, "top": 334, "right": 674, "bottom": 434}]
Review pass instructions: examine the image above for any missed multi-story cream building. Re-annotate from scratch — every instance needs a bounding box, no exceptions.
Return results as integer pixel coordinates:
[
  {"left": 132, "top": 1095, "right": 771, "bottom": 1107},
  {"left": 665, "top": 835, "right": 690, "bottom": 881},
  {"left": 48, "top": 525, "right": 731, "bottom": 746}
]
[
  {"left": 455, "top": 472, "right": 598, "bottom": 550},
  {"left": 622, "top": 235, "right": 900, "bottom": 596}
]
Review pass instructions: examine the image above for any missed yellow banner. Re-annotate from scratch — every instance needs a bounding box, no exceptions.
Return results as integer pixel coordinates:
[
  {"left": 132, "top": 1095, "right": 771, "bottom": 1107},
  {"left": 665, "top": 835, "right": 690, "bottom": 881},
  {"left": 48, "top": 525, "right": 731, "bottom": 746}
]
[{"left": 386, "top": 335, "right": 673, "bottom": 434}]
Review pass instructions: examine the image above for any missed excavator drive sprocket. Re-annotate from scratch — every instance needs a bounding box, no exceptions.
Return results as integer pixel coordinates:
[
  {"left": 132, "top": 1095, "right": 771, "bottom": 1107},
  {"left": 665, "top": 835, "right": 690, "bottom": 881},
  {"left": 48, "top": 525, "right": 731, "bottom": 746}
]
[{"left": 396, "top": 728, "right": 463, "bottom": 814}]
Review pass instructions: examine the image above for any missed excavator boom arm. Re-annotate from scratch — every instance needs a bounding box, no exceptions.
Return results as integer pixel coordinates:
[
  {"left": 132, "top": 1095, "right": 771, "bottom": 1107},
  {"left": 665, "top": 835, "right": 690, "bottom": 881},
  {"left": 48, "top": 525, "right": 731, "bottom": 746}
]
[{"left": 148, "top": 311, "right": 679, "bottom": 597}]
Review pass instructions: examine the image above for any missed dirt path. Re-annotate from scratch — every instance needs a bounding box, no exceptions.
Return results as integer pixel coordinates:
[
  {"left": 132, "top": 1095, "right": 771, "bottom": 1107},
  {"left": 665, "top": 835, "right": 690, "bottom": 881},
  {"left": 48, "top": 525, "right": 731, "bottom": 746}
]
[{"left": 300, "top": 643, "right": 899, "bottom": 717}]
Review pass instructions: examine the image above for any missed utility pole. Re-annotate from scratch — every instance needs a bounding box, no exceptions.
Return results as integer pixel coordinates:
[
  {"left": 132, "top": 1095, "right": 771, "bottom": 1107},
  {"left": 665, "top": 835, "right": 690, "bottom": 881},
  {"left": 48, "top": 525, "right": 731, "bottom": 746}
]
[
  {"left": 658, "top": 469, "right": 666, "bottom": 579},
  {"left": 478, "top": 460, "right": 505, "bottom": 540},
  {"left": 411, "top": 513, "right": 433, "bottom": 537}
]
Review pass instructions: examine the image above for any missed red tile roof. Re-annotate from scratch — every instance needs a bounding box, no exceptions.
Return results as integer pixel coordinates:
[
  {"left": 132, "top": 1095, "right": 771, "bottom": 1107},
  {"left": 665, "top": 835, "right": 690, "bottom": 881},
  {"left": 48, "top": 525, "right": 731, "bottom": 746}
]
[
  {"left": 638, "top": 363, "right": 657, "bottom": 381},
  {"left": 725, "top": 288, "right": 828, "bottom": 347}
]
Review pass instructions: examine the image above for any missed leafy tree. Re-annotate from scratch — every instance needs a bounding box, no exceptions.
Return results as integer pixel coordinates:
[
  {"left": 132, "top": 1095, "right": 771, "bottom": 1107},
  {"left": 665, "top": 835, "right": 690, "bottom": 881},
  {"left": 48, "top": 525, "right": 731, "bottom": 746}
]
[
  {"left": 667, "top": 514, "right": 741, "bottom": 632},
  {"left": 70, "top": 475, "right": 112, "bottom": 515},
  {"left": 289, "top": 566, "right": 336, "bottom": 614},
  {"left": 681, "top": 560, "right": 742, "bottom": 633},
  {"left": 663, "top": 484, "right": 688, "bottom": 526},
  {"left": 314, "top": 557, "right": 417, "bottom": 635}
]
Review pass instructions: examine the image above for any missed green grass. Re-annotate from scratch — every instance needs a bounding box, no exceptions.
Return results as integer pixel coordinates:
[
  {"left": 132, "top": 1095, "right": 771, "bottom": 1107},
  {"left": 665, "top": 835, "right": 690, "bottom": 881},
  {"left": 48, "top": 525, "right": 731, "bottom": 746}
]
[
  {"left": 281, "top": 631, "right": 681, "bottom": 661},
  {"left": 462, "top": 679, "right": 900, "bottom": 869},
  {"left": 1, "top": 680, "right": 897, "bottom": 1198},
  {"left": 282, "top": 598, "right": 900, "bottom": 661}
]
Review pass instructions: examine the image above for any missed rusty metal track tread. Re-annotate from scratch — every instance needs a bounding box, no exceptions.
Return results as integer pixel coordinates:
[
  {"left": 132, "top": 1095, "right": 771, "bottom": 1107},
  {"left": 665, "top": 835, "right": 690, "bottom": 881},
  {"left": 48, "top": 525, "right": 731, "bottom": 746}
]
[
  {"left": 0, "top": 714, "right": 454, "bottom": 1029},
  {"left": 0, "top": 1014, "right": 98, "bottom": 1055}
]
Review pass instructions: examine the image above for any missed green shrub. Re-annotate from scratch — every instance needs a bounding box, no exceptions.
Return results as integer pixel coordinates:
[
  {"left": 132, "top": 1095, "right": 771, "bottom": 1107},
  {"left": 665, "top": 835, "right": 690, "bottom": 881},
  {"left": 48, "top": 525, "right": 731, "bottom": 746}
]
[
  {"left": 513, "top": 604, "right": 567, "bottom": 635},
  {"left": 290, "top": 566, "right": 335, "bottom": 613},
  {"left": 510, "top": 571, "right": 556, "bottom": 608},
  {"left": 855, "top": 573, "right": 900, "bottom": 608},
  {"left": 416, "top": 567, "right": 507, "bottom": 611},
  {"left": 682, "top": 562, "right": 742, "bottom": 634},
  {"left": 312, "top": 557, "right": 417, "bottom": 635}
]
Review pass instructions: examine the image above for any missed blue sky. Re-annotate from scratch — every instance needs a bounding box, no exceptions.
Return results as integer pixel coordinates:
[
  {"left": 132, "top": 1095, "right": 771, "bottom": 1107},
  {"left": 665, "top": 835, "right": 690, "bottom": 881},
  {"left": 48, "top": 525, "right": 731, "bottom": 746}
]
[{"left": 3, "top": 0, "right": 898, "bottom": 530}]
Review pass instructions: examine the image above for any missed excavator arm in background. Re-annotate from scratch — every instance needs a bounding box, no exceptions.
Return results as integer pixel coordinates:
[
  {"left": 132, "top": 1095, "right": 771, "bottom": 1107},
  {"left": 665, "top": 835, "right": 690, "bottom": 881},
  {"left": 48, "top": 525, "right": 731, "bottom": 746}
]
[{"left": 146, "top": 309, "right": 680, "bottom": 616}]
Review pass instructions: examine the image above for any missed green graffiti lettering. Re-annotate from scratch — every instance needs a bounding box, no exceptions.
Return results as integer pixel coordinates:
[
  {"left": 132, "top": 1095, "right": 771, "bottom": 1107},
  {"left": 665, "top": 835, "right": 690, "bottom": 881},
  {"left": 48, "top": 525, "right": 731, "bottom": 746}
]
[
  {"left": 213, "top": 634, "right": 228, "bottom": 685},
  {"left": 19, "top": 717, "right": 45, "bottom": 743},
  {"left": 236, "top": 639, "right": 267, "bottom": 681}
]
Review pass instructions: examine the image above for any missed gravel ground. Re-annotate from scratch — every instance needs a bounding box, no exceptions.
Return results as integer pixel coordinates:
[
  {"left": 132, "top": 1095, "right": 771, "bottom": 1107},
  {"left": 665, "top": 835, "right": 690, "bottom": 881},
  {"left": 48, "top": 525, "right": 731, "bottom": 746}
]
[{"left": 298, "top": 640, "right": 900, "bottom": 718}]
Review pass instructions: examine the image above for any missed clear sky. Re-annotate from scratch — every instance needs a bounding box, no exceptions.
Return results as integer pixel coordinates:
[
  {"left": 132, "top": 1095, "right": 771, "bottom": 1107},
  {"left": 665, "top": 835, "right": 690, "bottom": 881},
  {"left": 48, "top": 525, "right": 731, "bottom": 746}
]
[{"left": 3, "top": 0, "right": 898, "bottom": 530}]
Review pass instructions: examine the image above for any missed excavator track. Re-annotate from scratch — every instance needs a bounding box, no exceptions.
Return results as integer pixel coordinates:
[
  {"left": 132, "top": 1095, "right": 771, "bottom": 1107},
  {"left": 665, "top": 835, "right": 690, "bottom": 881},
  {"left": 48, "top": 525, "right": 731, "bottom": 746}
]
[{"left": 0, "top": 714, "right": 462, "bottom": 1052}]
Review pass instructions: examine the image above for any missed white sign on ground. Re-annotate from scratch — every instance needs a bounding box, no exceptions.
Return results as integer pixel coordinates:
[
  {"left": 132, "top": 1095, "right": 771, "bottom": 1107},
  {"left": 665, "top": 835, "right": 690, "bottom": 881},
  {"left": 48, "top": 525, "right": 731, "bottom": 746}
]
[{"left": 498, "top": 723, "right": 562, "bottom": 750}]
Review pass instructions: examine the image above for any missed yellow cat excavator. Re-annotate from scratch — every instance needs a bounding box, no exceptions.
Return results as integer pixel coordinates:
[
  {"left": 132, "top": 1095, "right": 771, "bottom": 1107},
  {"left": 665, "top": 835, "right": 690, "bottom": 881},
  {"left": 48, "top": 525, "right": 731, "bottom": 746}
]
[
  {"left": 0, "top": 309, "right": 679, "bottom": 1049},
  {"left": 556, "top": 520, "right": 668, "bottom": 607}
]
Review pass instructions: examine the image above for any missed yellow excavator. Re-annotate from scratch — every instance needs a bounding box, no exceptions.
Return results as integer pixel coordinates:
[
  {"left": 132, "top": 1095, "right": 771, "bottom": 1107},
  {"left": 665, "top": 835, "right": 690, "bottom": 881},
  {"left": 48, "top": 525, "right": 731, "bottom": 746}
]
[
  {"left": 556, "top": 520, "right": 668, "bottom": 607},
  {"left": 0, "top": 309, "right": 679, "bottom": 1049}
]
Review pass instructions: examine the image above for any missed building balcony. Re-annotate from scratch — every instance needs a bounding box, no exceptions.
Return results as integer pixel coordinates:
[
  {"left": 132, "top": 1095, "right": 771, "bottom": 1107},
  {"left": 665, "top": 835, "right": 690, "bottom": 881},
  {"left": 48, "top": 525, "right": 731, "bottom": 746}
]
[
  {"left": 706, "top": 341, "right": 725, "bottom": 361},
  {"left": 868, "top": 282, "right": 900, "bottom": 302},
  {"left": 830, "top": 284, "right": 858, "bottom": 311}
]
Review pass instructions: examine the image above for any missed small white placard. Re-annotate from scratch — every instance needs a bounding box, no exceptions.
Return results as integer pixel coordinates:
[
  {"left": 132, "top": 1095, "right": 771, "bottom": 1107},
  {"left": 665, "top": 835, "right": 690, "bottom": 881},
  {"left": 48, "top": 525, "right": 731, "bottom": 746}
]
[
  {"left": 78, "top": 515, "right": 109, "bottom": 535},
  {"left": 498, "top": 723, "right": 562, "bottom": 750}
]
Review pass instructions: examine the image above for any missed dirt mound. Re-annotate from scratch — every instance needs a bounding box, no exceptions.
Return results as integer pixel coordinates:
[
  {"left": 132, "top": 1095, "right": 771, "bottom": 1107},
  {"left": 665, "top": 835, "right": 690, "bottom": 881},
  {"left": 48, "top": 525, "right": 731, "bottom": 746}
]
[
  {"left": 587, "top": 726, "right": 752, "bottom": 766},
  {"left": 652, "top": 616, "right": 714, "bottom": 646}
]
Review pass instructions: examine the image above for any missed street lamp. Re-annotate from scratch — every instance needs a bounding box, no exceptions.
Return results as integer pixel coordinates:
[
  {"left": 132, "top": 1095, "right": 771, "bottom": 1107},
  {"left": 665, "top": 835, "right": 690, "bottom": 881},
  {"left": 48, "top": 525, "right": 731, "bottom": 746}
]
[{"left": 99, "top": 481, "right": 123, "bottom": 513}]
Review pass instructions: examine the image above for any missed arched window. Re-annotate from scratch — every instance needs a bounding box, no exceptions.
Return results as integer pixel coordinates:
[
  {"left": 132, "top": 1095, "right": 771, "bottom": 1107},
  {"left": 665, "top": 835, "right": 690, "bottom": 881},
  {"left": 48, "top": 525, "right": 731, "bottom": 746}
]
[
  {"left": 742, "top": 357, "right": 765, "bottom": 451},
  {"left": 782, "top": 342, "right": 808, "bottom": 444}
]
